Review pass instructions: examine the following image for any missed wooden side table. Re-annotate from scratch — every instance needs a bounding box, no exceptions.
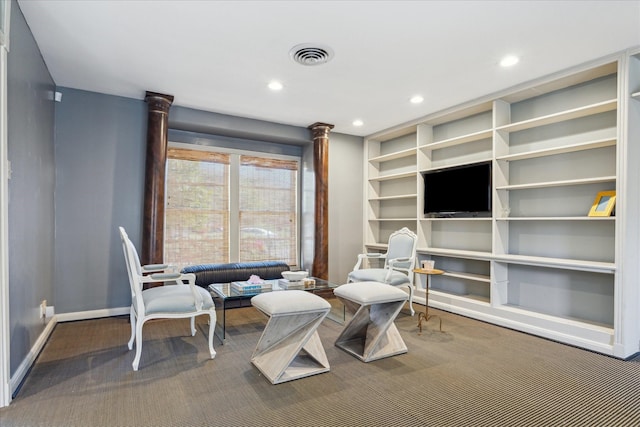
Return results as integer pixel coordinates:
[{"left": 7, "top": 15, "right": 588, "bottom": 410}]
[{"left": 413, "top": 268, "right": 444, "bottom": 333}]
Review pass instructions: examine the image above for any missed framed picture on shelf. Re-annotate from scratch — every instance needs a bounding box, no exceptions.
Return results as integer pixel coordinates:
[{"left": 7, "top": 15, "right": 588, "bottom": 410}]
[{"left": 588, "top": 190, "right": 616, "bottom": 217}]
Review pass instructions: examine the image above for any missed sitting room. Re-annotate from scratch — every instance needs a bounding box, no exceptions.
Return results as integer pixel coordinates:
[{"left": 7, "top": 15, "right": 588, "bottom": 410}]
[{"left": 1, "top": 1, "right": 640, "bottom": 425}]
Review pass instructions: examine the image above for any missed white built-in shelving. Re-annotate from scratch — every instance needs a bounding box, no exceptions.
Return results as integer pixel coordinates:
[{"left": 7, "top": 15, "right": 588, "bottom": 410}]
[
  {"left": 369, "top": 147, "right": 417, "bottom": 163},
  {"left": 495, "top": 99, "right": 617, "bottom": 133},
  {"left": 361, "top": 50, "right": 640, "bottom": 358},
  {"left": 419, "top": 129, "right": 493, "bottom": 151},
  {"left": 368, "top": 171, "right": 416, "bottom": 182},
  {"left": 495, "top": 176, "right": 616, "bottom": 191},
  {"left": 495, "top": 137, "right": 616, "bottom": 162}
]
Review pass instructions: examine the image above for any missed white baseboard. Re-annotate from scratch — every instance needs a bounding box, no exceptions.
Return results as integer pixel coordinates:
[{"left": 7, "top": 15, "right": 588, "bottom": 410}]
[
  {"left": 10, "top": 306, "right": 130, "bottom": 397},
  {"left": 55, "top": 306, "right": 129, "bottom": 323},
  {"left": 9, "top": 316, "right": 57, "bottom": 396}
]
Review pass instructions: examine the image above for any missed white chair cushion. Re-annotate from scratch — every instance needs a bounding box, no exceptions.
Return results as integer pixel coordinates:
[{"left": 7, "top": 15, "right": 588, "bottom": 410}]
[
  {"left": 348, "top": 268, "right": 410, "bottom": 286},
  {"left": 142, "top": 285, "right": 214, "bottom": 314},
  {"left": 334, "top": 281, "right": 408, "bottom": 305},
  {"left": 251, "top": 290, "right": 330, "bottom": 315}
]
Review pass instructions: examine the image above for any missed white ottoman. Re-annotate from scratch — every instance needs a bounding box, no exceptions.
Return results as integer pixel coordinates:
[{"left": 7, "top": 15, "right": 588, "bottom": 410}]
[
  {"left": 333, "top": 281, "right": 408, "bottom": 362},
  {"left": 251, "top": 290, "right": 331, "bottom": 384}
]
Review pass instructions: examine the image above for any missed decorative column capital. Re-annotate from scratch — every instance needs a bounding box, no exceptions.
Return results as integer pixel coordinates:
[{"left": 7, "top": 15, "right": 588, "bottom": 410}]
[
  {"left": 308, "top": 122, "right": 334, "bottom": 140},
  {"left": 144, "top": 91, "right": 174, "bottom": 115}
]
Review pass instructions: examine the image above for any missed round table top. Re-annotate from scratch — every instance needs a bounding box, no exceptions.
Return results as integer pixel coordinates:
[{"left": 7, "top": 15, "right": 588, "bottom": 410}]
[{"left": 413, "top": 268, "right": 444, "bottom": 275}]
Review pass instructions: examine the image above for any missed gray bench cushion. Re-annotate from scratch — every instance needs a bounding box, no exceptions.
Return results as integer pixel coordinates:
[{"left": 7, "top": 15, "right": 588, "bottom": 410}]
[
  {"left": 251, "top": 290, "right": 330, "bottom": 315},
  {"left": 334, "top": 281, "right": 408, "bottom": 305}
]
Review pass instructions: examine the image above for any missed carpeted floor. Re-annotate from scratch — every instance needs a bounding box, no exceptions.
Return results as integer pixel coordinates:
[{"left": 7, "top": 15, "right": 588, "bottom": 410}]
[{"left": 2, "top": 303, "right": 640, "bottom": 427}]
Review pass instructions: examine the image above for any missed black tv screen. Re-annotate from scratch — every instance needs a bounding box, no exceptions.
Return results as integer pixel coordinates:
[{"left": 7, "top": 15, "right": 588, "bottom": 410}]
[{"left": 423, "top": 161, "right": 492, "bottom": 217}]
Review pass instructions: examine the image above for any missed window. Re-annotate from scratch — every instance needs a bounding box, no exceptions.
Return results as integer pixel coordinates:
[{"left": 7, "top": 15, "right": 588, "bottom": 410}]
[
  {"left": 165, "top": 145, "right": 299, "bottom": 270},
  {"left": 239, "top": 155, "right": 298, "bottom": 264},
  {"left": 165, "top": 148, "right": 230, "bottom": 268}
]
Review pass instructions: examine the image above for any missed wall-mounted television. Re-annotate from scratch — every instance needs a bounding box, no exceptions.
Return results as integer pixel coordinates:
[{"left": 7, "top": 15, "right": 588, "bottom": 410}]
[{"left": 423, "top": 161, "right": 492, "bottom": 218}]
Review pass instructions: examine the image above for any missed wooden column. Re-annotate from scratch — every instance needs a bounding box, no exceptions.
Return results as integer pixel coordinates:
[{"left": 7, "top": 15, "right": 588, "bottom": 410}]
[
  {"left": 308, "top": 122, "right": 334, "bottom": 280},
  {"left": 142, "top": 91, "right": 174, "bottom": 265}
]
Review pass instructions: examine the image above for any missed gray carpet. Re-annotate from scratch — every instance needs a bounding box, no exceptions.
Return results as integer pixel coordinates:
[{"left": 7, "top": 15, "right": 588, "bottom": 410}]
[{"left": 2, "top": 304, "right": 640, "bottom": 427}]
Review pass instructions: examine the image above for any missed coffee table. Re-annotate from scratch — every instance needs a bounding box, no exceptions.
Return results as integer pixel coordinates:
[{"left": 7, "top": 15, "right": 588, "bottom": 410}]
[{"left": 208, "top": 278, "right": 344, "bottom": 343}]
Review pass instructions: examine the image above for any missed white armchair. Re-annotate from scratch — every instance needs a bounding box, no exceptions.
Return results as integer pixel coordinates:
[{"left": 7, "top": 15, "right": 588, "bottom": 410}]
[
  {"left": 119, "top": 227, "right": 216, "bottom": 371},
  {"left": 347, "top": 227, "right": 418, "bottom": 316}
]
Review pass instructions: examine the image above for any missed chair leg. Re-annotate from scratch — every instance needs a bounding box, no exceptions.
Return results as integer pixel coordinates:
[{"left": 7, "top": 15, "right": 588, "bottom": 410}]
[
  {"left": 127, "top": 305, "right": 136, "bottom": 350},
  {"left": 190, "top": 316, "right": 196, "bottom": 336},
  {"left": 407, "top": 284, "right": 415, "bottom": 316},
  {"left": 208, "top": 311, "right": 216, "bottom": 359},
  {"left": 132, "top": 318, "right": 145, "bottom": 371}
]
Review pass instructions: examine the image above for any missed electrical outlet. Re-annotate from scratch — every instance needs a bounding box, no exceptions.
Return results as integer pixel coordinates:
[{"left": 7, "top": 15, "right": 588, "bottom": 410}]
[{"left": 40, "top": 300, "right": 47, "bottom": 318}]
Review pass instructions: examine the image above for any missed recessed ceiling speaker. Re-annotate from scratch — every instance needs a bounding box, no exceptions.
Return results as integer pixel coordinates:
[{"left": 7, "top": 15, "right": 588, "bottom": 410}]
[{"left": 289, "top": 43, "right": 334, "bottom": 66}]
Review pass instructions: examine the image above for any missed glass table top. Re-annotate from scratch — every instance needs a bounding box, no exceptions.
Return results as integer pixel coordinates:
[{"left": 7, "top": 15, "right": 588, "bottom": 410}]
[{"left": 209, "top": 277, "right": 339, "bottom": 300}]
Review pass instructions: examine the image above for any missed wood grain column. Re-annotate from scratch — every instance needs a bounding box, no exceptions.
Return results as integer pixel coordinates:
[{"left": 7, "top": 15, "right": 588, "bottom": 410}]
[
  {"left": 308, "top": 122, "right": 334, "bottom": 280},
  {"left": 142, "top": 91, "right": 174, "bottom": 265}
]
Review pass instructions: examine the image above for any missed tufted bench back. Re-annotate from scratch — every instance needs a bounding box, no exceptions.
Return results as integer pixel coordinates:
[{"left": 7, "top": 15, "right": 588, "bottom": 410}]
[{"left": 181, "top": 261, "right": 291, "bottom": 288}]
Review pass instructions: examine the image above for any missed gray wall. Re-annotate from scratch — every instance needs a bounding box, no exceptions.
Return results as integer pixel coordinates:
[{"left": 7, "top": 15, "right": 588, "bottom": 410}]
[
  {"left": 170, "top": 106, "right": 310, "bottom": 146},
  {"left": 7, "top": 0, "right": 55, "bottom": 375},
  {"left": 53, "top": 95, "right": 364, "bottom": 315},
  {"left": 54, "top": 88, "right": 147, "bottom": 313},
  {"left": 328, "top": 133, "right": 363, "bottom": 284}
]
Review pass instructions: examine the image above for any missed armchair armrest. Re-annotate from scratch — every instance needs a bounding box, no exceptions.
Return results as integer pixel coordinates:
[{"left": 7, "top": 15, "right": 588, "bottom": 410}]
[
  {"left": 142, "top": 272, "right": 189, "bottom": 285},
  {"left": 353, "top": 252, "right": 387, "bottom": 270},
  {"left": 386, "top": 257, "right": 414, "bottom": 281},
  {"left": 148, "top": 272, "right": 182, "bottom": 281},
  {"left": 141, "top": 263, "right": 173, "bottom": 274},
  {"left": 362, "top": 253, "right": 385, "bottom": 258},
  {"left": 388, "top": 257, "right": 411, "bottom": 266}
]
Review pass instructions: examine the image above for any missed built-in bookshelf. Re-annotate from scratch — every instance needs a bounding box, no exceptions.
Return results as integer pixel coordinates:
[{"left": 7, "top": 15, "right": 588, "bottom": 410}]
[{"left": 362, "top": 50, "right": 640, "bottom": 358}]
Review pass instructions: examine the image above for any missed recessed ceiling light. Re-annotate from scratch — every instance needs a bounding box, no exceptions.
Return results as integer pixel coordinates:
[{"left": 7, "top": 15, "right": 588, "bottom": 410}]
[
  {"left": 352, "top": 119, "right": 364, "bottom": 127},
  {"left": 410, "top": 95, "right": 424, "bottom": 104},
  {"left": 500, "top": 55, "right": 519, "bottom": 67},
  {"left": 268, "top": 80, "right": 283, "bottom": 91}
]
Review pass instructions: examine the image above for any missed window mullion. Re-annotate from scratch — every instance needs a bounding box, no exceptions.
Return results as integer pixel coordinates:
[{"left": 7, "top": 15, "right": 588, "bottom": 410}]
[{"left": 229, "top": 154, "right": 240, "bottom": 262}]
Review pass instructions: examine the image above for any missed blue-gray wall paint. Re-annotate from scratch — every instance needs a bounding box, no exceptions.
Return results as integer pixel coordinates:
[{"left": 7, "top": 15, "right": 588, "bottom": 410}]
[
  {"left": 170, "top": 105, "right": 311, "bottom": 146},
  {"left": 328, "top": 132, "right": 363, "bottom": 283},
  {"left": 54, "top": 88, "right": 146, "bottom": 313},
  {"left": 169, "top": 129, "right": 303, "bottom": 157},
  {"left": 7, "top": 0, "right": 56, "bottom": 375}
]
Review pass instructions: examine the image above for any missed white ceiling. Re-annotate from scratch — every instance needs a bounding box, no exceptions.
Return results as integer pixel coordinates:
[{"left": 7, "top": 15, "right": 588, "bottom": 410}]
[{"left": 16, "top": 0, "right": 640, "bottom": 137}]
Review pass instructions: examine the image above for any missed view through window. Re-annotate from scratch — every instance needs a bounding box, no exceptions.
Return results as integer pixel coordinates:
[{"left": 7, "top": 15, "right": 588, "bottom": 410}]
[
  {"left": 165, "top": 146, "right": 299, "bottom": 270},
  {"left": 239, "top": 155, "right": 298, "bottom": 264}
]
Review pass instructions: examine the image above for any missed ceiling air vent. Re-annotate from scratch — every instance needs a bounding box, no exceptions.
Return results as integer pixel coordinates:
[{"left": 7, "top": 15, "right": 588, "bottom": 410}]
[{"left": 290, "top": 44, "right": 334, "bottom": 66}]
